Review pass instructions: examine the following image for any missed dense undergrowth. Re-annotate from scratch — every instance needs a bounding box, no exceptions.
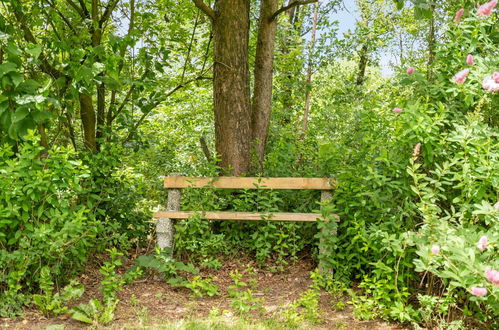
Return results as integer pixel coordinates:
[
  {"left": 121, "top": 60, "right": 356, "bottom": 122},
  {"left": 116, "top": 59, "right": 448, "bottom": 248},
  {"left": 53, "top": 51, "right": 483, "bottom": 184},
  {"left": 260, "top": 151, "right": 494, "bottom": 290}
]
[{"left": 0, "top": 1, "right": 498, "bottom": 329}]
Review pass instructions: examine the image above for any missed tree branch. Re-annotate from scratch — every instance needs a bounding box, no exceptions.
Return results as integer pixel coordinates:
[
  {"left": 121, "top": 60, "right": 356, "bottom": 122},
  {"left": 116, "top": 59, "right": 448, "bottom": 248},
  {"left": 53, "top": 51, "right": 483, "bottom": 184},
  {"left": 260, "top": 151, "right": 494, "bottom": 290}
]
[
  {"left": 192, "top": 0, "right": 215, "bottom": 21},
  {"left": 100, "top": 0, "right": 119, "bottom": 27},
  {"left": 77, "top": 0, "right": 91, "bottom": 18},
  {"left": 199, "top": 136, "right": 213, "bottom": 162},
  {"left": 123, "top": 74, "right": 212, "bottom": 143},
  {"left": 45, "top": 0, "right": 77, "bottom": 34},
  {"left": 65, "top": 0, "right": 86, "bottom": 19},
  {"left": 10, "top": 4, "right": 64, "bottom": 79},
  {"left": 270, "top": 0, "right": 317, "bottom": 22}
]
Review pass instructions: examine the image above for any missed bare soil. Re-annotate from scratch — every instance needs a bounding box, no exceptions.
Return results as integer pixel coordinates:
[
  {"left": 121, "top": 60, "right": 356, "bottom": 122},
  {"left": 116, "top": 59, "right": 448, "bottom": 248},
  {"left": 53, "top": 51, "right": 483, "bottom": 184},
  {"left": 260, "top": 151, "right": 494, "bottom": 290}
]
[{"left": 1, "top": 254, "right": 406, "bottom": 330}]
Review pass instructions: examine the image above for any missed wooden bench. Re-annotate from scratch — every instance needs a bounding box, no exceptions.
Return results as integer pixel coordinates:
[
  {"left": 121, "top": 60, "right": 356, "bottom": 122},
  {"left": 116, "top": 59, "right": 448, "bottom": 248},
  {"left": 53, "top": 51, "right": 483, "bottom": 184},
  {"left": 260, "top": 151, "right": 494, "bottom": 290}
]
[{"left": 153, "top": 175, "right": 338, "bottom": 271}]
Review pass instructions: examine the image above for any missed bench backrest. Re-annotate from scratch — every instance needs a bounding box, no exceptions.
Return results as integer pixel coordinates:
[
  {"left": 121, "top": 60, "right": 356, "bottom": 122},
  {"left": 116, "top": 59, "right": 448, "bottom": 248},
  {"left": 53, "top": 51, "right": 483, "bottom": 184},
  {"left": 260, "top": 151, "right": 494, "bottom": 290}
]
[{"left": 163, "top": 176, "right": 335, "bottom": 190}]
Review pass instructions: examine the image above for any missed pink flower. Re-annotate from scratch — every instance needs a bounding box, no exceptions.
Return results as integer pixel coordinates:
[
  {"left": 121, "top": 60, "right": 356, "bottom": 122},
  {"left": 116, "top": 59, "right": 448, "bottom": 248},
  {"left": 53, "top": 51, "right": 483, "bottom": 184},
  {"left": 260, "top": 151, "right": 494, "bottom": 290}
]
[
  {"left": 406, "top": 67, "right": 415, "bottom": 75},
  {"left": 477, "top": 1, "right": 497, "bottom": 17},
  {"left": 431, "top": 245, "right": 440, "bottom": 254},
  {"left": 466, "top": 54, "right": 474, "bottom": 66},
  {"left": 493, "top": 72, "right": 499, "bottom": 83},
  {"left": 485, "top": 269, "right": 499, "bottom": 285},
  {"left": 454, "top": 8, "right": 464, "bottom": 23},
  {"left": 494, "top": 201, "right": 499, "bottom": 210},
  {"left": 393, "top": 107, "right": 402, "bottom": 113},
  {"left": 482, "top": 76, "right": 499, "bottom": 92},
  {"left": 453, "top": 69, "right": 470, "bottom": 84},
  {"left": 477, "top": 236, "right": 488, "bottom": 251},
  {"left": 471, "top": 286, "right": 487, "bottom": 296}
]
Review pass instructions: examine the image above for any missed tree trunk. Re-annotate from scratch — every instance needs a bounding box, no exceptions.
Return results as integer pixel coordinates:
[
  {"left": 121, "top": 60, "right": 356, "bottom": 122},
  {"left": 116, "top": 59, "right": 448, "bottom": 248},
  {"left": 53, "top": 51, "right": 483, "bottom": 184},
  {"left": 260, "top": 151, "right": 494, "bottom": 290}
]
[
  {"left": 212, "top": 0, "right": 252, "bottom": 175},
  {"left": 96, "top": 82, "right": 105, "bottom": 145},
  {"left": 79, "top": 93, "right": 97, "bottom": 152},
  {"left": 426, "top": 4, "right": 436, "bottom": 80},
  {"left": 251, "top": 0, "right": 279, "bottom": 170},
  {"left": 301, "top": 2, "right": 318, "bottom": 136},
  {"left": 356, "top": 44, "right": 369, "bottom": 86}
]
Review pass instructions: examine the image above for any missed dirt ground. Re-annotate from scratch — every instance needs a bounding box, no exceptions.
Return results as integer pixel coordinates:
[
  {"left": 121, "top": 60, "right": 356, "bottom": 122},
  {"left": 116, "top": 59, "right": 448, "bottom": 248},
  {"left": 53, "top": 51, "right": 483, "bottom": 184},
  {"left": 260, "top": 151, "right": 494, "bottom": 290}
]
[{"left": 1, "top": 254, "right": 405, "bottom": 330}]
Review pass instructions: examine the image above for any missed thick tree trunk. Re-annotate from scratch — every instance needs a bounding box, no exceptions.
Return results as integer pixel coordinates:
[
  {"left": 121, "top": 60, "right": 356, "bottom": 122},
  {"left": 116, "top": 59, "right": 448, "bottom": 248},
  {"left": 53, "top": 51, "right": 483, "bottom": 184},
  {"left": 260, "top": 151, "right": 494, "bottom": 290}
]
[
  {"left": 212, "top": 0, "right": 252, "bottom": 175},
  {"left": 356, "top": 44, "right": 369, "bottom": 86},
  {"left": 79, "top": 93, "right": 97, "bottom": 152},
  {"left": 251, "top": 0, "right": 279, "bottom": 170}
]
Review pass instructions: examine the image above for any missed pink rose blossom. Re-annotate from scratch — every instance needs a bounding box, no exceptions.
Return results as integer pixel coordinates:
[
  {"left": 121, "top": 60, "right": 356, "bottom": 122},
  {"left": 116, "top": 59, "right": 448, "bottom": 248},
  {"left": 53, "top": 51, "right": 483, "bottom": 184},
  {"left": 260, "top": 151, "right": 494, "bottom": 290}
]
[
  {"left": 485, "top": 269, "right": 499, "bottom": 285},
  {"left": 431, "top": 245, "right": 440, "bottom": 254},
  {"left": 393, "top": 107, "right": 402, "bottom": 113},
  {"left": 466, "top": 54, "right": 474, "bottom": 66},
  {"left": 494, "top": 201, "right": 499, "bottom": 210},
  {"left": 493, "top": 72, "right": 499, "bottom": 83},
  {"left": 406, "top": 67, "right": 415, "bottom": 75},
  {"left": 453, "top": 69, "right": 470, "bottom": 84},
  {"left": 454, "top": 8, "right": 464, "bottom": 23},
  {"left": 477, "top": 1, "right": 497, "bottom": 17},
  {"left": 471, "top": 286, "right": 487, "bottom": 296},
  {"left": 482, "top": 76, "right": 499, "bottom": 92},
  {"left": 477, "top": 236, "right": 488, "bottom": 251}
]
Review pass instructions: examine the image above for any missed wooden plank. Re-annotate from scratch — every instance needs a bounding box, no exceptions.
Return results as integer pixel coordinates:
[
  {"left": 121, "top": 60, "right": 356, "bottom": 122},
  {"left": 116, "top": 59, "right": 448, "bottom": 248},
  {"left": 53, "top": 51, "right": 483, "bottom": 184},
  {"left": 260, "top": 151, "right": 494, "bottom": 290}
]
[
  {"left": 153, "top": 211, "right": 339, "bottom": 222},
  {"left": 163, "top": 176, "right": 334, "bottom": 190}
]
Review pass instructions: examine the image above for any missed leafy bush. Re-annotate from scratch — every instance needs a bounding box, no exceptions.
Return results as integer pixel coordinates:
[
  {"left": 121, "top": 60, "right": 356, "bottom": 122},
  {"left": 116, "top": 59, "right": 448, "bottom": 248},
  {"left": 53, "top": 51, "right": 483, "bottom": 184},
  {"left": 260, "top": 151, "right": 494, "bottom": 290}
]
[{"left": 0, "top": 133, "right": 98, "bottom": 317}]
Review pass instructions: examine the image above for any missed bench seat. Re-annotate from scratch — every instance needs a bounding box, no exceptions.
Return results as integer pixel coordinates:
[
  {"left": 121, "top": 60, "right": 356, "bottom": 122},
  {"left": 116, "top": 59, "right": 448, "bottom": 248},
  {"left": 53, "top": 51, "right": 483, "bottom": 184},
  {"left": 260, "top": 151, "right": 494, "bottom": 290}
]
[{"left": 153, "top": 211, "right": 339, "bottom": 222}]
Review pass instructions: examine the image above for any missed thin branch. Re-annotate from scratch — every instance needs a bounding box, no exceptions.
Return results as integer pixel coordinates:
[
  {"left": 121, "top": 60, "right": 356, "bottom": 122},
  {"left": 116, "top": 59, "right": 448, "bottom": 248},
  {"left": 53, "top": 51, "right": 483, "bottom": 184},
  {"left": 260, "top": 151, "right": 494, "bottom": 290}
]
[
  {"left": 270, "top": 0, "right": 317, "bottom": 22},
  {"left": 10, "top": 4, "right": 64, "bottom": 79},
  {"left": 65, "top": 0, "right": 86, "bottom": 19},
  {"left": 192, "top": 0, "right": 215, "bottom": 21},
  {"left": 45, "top": 0, "right": 77, "bottom": 34},
  {"left": 123, "top": 74, "right": 212, "bottom": 143},
  {"left": 111, "top": 85, "right": 134, "bottom": 122},
  {"left": 107, "top": 0, "right": 135, "bottom": 126},
  {"left": 199, "top": 136, "right": 213, "bottom": 162},
  {"left": 77, "top": 0, "right": 91, "bottom": 18},
  {"left": 181, "top": 9, "right": 201, "bottom": 83},
  {"left": 100, "top": 0, "right": 119, "bottom": 27}
]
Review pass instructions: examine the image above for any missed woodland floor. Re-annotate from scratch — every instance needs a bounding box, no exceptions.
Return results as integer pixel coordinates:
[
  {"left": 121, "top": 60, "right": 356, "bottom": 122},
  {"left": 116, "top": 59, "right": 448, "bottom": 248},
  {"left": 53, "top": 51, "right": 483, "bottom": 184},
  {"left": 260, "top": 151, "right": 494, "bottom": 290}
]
[{"left": 1, "top": 253, "right": 406, "bottom": 330}]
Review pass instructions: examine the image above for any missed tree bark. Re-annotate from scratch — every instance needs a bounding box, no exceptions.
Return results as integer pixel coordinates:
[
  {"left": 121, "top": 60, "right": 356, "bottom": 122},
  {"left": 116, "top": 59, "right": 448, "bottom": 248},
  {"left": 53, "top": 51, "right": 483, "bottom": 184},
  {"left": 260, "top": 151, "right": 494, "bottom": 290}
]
[
  {"left": 301, "top": 2, "right": 318, "bottom": 136},
  {"left": 251, "top": 0, "right": 279, "bottom": 170},
  {"left": 79, "top": 93, "right": 97, "bottom": 152},
  {"left": 426, "top": 4, "right": 436, "bottom": 80},
  {"left": 212, "top": 0, "right": 252, "bottom": 175},
  {"left": 356, "top": 44, "right": 369, "bottom": 86}
]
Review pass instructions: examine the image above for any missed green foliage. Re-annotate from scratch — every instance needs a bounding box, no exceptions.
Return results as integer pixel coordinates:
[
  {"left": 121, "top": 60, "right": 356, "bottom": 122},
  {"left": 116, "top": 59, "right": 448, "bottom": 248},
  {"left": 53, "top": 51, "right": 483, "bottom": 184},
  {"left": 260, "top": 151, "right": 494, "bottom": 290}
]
[
  {"left": 99, "top": 248, "right": 142, "bottom": 302},
  {"left": 0, "top": 133, "right": 97, "bottom": 317},
  {"left": 71, "top": 298, "right": 119, "bottom": 326},
  {"left": 32, "top": 267, "right": 84, "bottom": 317},
  {"left": 281, "top": 271, "right": 326, "bottom": 326},
  {"left": 135, "top": 248, "right": 199, "bottom": 279},
  {"left": 183, "top": 276, "right": 219, "bottom": 298},
  {"left": 72, "top": 248, "right": 141, "bottom": 326},
  {"left": 228, "top": 269, "right": 265, "bottom": 315}
]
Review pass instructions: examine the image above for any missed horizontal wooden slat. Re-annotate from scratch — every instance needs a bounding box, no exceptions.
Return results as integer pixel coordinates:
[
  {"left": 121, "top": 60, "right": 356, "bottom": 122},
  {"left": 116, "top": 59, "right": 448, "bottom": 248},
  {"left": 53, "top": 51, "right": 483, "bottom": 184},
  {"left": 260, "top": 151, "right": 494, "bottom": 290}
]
[
  {"left": 163, "top": 176, "right": 334, "bottom": 190},
  {"left": 153, "top": 211, "right": 339, "bottom": 222}
]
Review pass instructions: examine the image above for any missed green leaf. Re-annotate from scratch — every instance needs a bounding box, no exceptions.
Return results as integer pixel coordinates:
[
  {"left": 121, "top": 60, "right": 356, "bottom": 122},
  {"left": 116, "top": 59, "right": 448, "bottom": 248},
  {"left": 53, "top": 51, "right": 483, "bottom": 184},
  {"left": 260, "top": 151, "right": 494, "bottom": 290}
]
[
  {"left": 31, "top": 110, "right": 52, "bottom": 123},
  {"left": 17, "top": 79, "right": 41, "bottom": 93},
  {"left": 26, "top": 44, "right": 42, "bottom": 59},
  {"left": 11, "top": 108, "right": 29, "bottom": 122},
  {"left": 71, "top": 311, "right": 93, "bottom": 324},
  {"left": 9, "top": 72, "right": 23, "bottom": 87},
  {"left": 5, "top": 42, "right": 21, "bottom": 57},
  {"left": 92, "top": 62, "right": 105, "bottom": 75},
  {"left": 0, "top": 62, "right": 18, "bottom": 75}
]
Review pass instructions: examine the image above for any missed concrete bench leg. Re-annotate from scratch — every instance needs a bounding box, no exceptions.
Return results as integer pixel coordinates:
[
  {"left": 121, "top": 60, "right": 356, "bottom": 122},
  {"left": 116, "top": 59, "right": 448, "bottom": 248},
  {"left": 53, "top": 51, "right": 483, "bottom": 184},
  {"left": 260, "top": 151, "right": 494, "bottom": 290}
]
[{"left": 156, "top": 185, "right": 181, "bottom": 256}]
